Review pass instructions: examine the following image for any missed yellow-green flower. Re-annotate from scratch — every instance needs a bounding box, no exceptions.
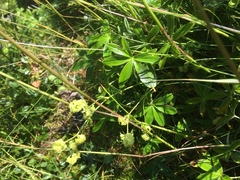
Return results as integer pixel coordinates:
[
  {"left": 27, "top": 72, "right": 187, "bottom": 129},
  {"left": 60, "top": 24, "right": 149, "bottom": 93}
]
[
  {"left": 66, "top": 152, "right": 80, "bottom": 165},
  {"left": 52, "top": 139, "right": 67, "bottom": 153},
  {"left": 141, "top": 133, "right": 150, "bottom": 141},
  {"left": 120, "top": 133, "right": 125, "bottom": 141},
  {"left": 75, "top": 134, "right": 86, "bottom": 145},
  {"left": 141, "top": 123, "right": 152, "bottom": 132},
  {"left": 83, "top": 104, "right": 95, "bottom": 120},
  {"left": 118, "top": 115, "right": 129, "bottom": 126},
  {"left": 69, "top": 140, "right": 77, "bottom": 151},
  {"left": 69, "top": 99, "right": 87, "bottom": 113}
]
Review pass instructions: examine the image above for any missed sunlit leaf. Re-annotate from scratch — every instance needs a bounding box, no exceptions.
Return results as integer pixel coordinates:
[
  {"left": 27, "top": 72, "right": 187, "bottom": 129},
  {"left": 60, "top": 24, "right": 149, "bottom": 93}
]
[
  {"left": 88, "top": 33, "right": 110, "bottom": 54},
  {"left": 228, "top": 0, "right": 240, "bottom": 8},
  {"left": 107, "top": 43, "right": 130, "bottom": 57},
  {"left": 134, "top": 62, "right": 157, "bottom": 88},
  {"left": 134, "top": 53, "right": 159, "bottom": 64},
  {"left": 119, "top": 60, "right": 133, "bottom": 87},
  {"left": 197, "top": 158, "right": 222, "bottom": 173},
  {"left": 103, "top": 56, "right": 130, "bottom": 67},
  {"left": 197, "top": 172, "right": 223, "bottom": 180},
  {"left": 121, "top": 37, "right": 132, "bottom": 56}
]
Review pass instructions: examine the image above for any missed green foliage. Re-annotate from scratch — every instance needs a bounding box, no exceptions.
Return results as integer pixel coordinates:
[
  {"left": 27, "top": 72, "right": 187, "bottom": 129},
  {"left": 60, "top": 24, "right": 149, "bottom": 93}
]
[{"left": 1, "top": 0, "right": 240, "bottom": 179}]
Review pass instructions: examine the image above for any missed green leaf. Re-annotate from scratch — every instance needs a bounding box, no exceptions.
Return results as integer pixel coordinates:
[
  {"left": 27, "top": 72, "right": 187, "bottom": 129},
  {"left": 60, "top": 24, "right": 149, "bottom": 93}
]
[
  {"left": 147, "top": 25, "right": 159, "bottom": 42},
  {"left": 134, "top": 53, "right": 159, "bottom": 64},
  {"left": 229, "top": 0, "right": 240, "bottom": 8},
  {"left": 153, "top": 108, "right": 165, "bottom": 126},
  {"left": 158, "top": 42, "right": 171, "bottom": 54},
  {"left": 173, "top": 22, "right": 195, "bottom": 40},
  {"left": 197, "top": 172, "right": 222, "bottom": 180},
  {"left": 231, "top": 151, "right": 240, "bottom": 164},
  {"left": 166, "top": 6, "right": 175, "bottom": 36},
  {"left": 27, "top": 158, "right": 37, "bottom": 167},
  {"left": 134, "top": 62, "right": 157, "bottom": 88},
  {"left": 88, "top": 33, "right": 110, "bottom": 54},
  {"left": 197, "top": 158, "right": 223, "bottom": 176},
  {"left": 103, "top": 56, "right": 130, "bottom": 67},
  {"left": 144, "top": 106, "right": 154, "bottom": 124},
  {"left": 233, "top": 84, "right": 240, "bottom": 93},
  {"left": 155, "top": 105, "right": 177, "bottom": 115},
  {"left": 9, "top": 81, "right": 20, "bottom": 88},
  {"left": 119, "top": 60, "right": 133, "bottom": 87},
  {"left": 230, "top": 139, "right": 240, "bottom": 150},
  {"left": 93, "top": 119, "right": 106, "bottom": 132},
  {"left": 107, "top": 43, "right": 130, "bottom": 57},
  {"left": 72, "top": 59, "right": 90, "bottom": 70},
  {"left": 154, "top": 93, "right": 174, "bottom": 106},
  {"left": 158, "top": 43, "right": 171, "bottom": 68},
  {"left": 121, "top": 37, "right": 132, "bottom": 56}
]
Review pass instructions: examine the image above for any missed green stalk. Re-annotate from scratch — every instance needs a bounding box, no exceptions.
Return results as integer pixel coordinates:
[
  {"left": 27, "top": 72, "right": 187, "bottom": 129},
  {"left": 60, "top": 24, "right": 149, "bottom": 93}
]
[
  {"left": 0, "top": 30, "right": 120, "bottom": 118},
  {"left": 0, "top": 71, "right": 68, "bottom": 104},
  {"left": 142, "top": 0, "right": 209, "bottom": 72}
]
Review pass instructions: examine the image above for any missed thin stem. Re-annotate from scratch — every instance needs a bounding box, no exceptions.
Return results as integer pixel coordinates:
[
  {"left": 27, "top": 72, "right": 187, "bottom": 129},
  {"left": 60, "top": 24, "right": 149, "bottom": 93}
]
[
  {"left": 0, "top": 71, "right": 68, "bottom": 104},
  {"left": 192, "top": 0, "right": 240, "bottom": 81},
  {"left": 142, "top": 0, "right": 209, "bottom": 72},
  {"left": 0, "top": 30, "right": 120, "bottom": 118}
]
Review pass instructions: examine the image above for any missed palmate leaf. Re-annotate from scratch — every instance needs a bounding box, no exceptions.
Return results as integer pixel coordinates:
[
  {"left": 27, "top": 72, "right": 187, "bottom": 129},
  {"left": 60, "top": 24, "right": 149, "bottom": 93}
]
[
  {"left": 134, "top": 62, "right": 157, "bottom": 88},
  {"left": 144, "top": 105, "right": 165, "bottom": 126}
]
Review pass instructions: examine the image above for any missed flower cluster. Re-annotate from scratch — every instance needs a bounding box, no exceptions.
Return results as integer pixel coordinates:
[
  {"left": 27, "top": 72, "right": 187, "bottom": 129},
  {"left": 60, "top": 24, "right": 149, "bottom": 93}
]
[
  {"left": 52, "top": 139, "right": 67, "bottom": 153},
  {"left": 52, "top": 134, "right": 87, "bottom": 165},
  {"left": 118, "top": 115, "right": 129, "bottom": 126},
  {"left": 69, "top": 99, "right": 88, "bottom": 113},
  {"left": 140, "top": 123, "right": 152, "bottom": 141},
  {"left": 69, "top": 99, "right": 95, "bottom": 121}
]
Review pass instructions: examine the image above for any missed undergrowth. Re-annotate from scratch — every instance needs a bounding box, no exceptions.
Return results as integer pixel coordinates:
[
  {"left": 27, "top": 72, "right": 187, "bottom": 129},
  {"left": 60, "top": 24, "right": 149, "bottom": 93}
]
[{"left": 1, "top": 0, "right": 240, "bottom": 179}]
